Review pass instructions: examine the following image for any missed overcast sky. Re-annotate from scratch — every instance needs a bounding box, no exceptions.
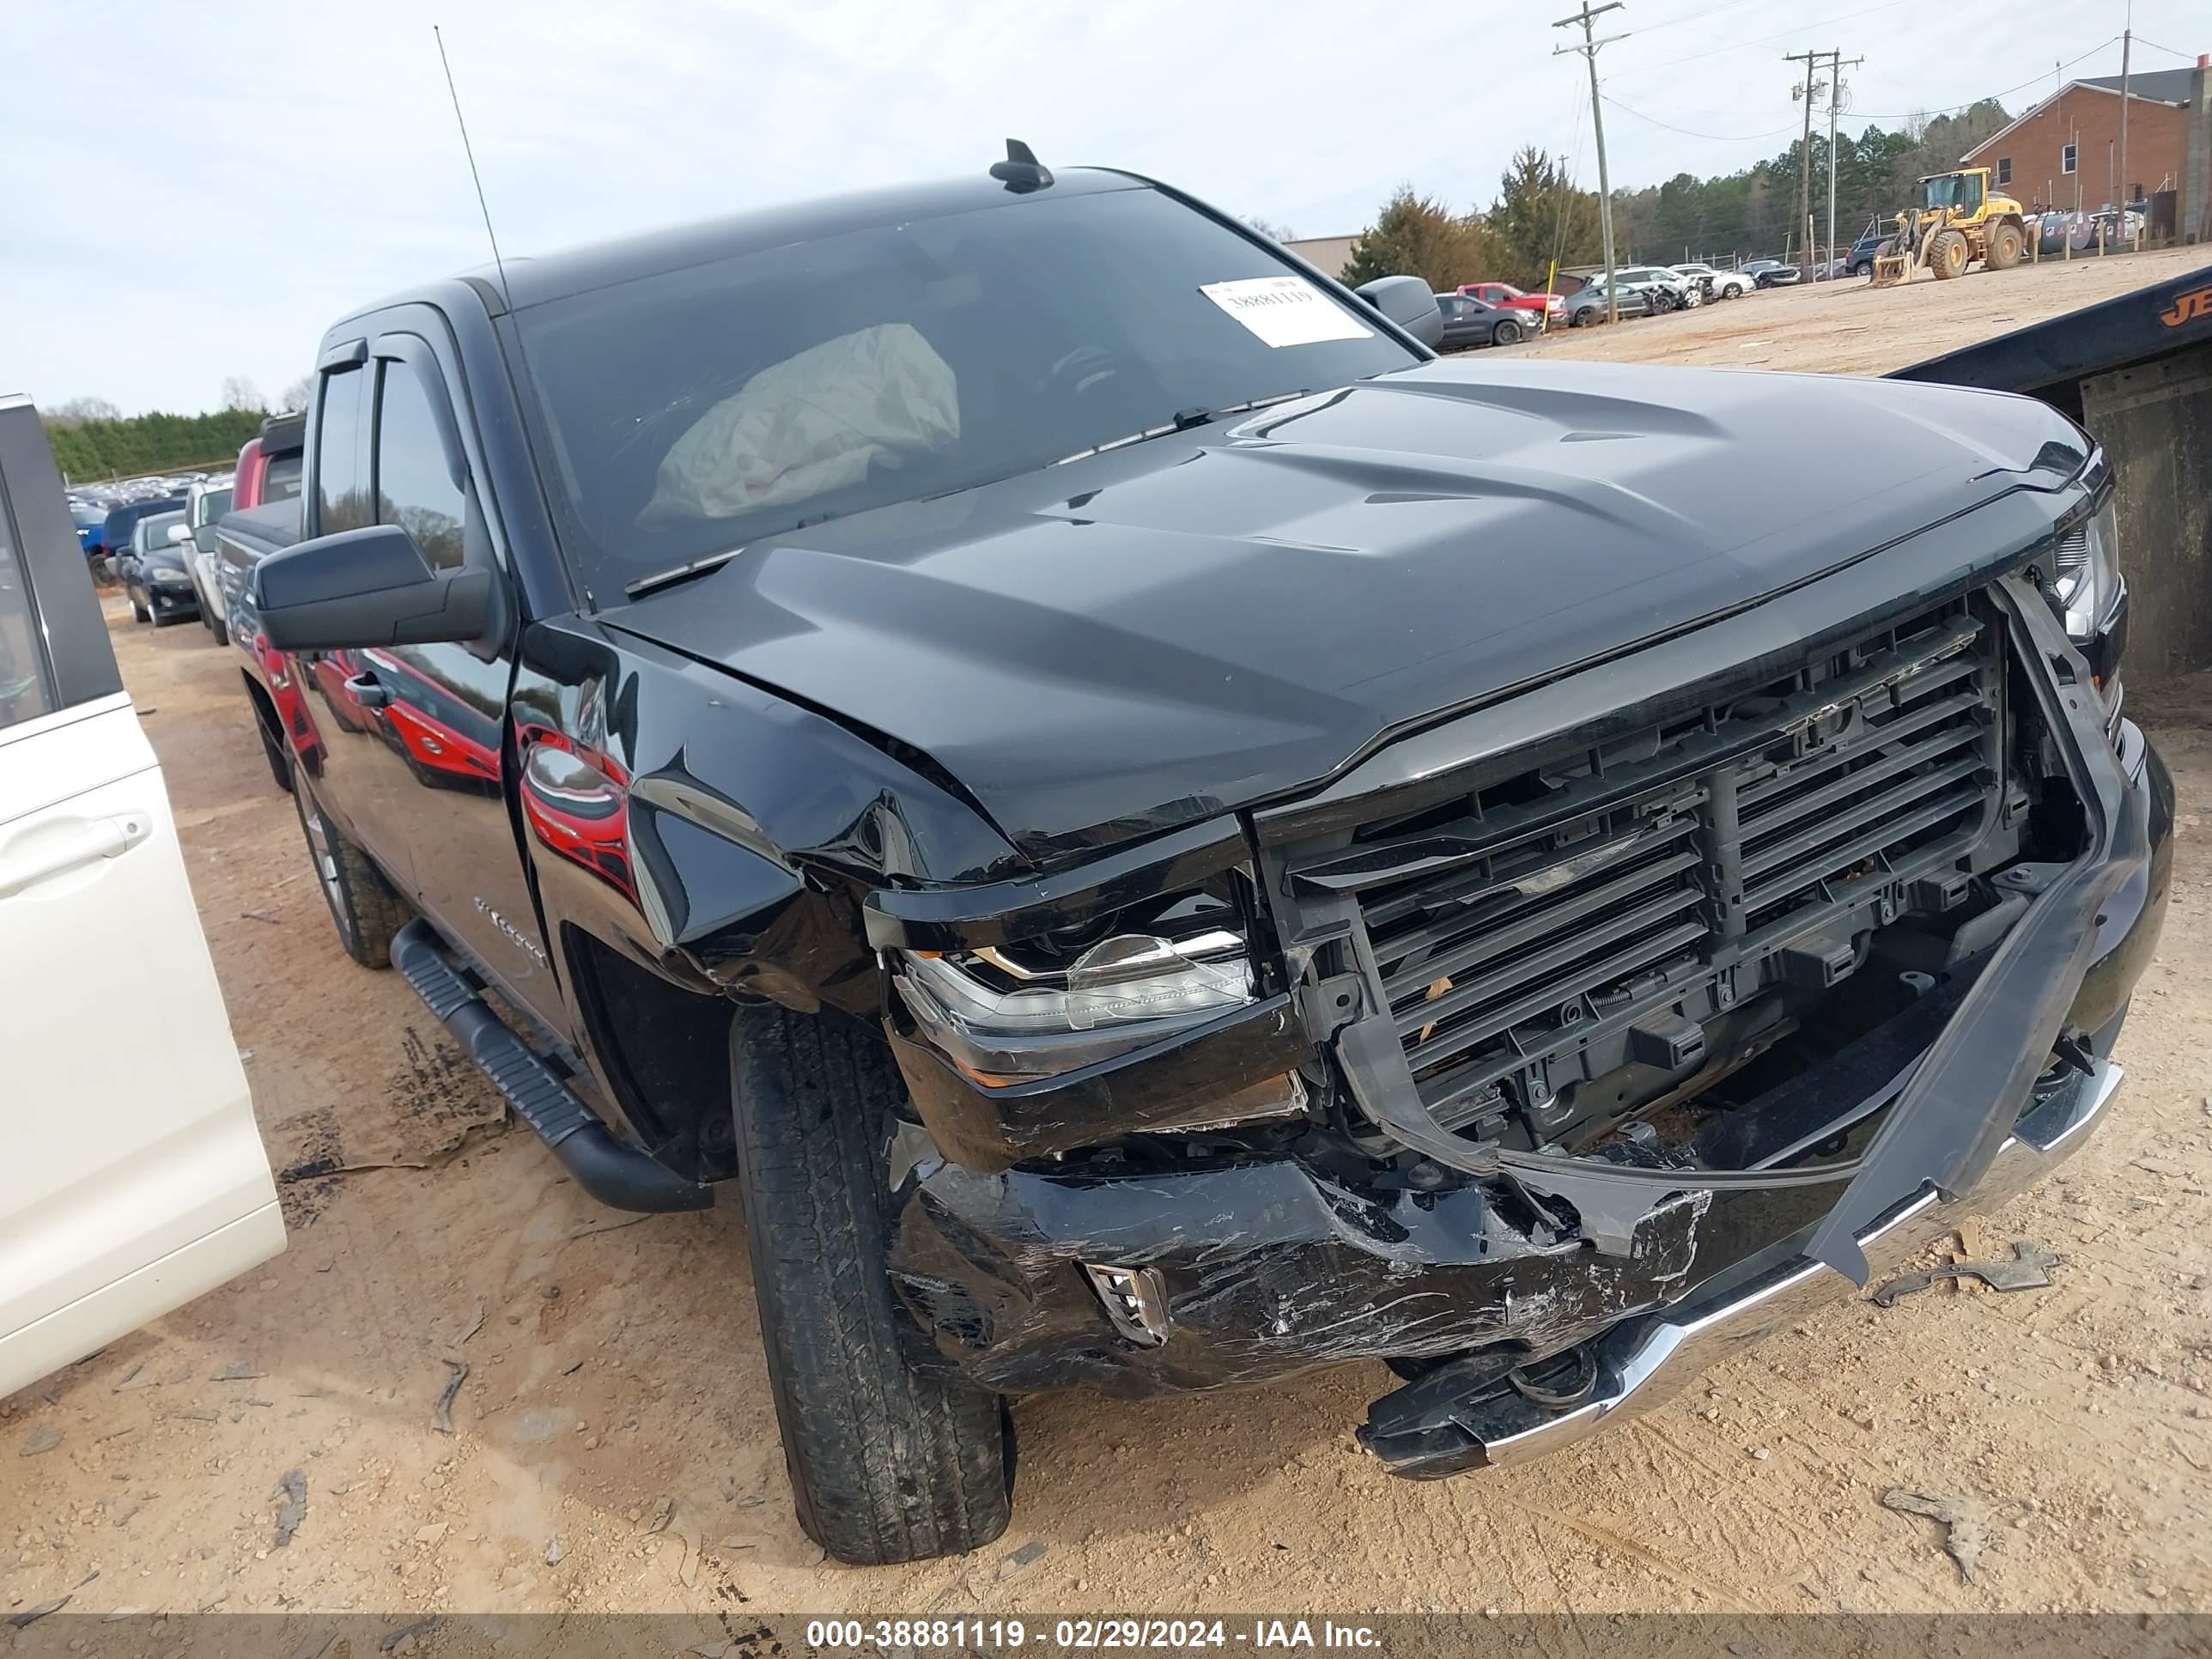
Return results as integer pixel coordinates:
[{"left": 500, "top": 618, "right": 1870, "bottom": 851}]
[{"left": 3, "top": 0, "right": 2200, "bottom": 414}]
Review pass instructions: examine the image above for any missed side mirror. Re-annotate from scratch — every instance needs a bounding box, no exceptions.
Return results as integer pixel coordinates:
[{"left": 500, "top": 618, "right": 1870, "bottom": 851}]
[
  {"left": 1352, "top": 275, "right": 1446, "bottom": 349},
  {"left": 252, "top": 524, "right": 494, "bottom": 652},
  {"left": 166, "top": 521, "right": 192, "bottom": 544}
]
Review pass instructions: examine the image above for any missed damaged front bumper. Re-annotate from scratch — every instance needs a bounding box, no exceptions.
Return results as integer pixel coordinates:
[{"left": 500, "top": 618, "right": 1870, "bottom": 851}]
[
  {"left": 886, "top": 710, "right": 2166, "bottom": 1445},
  {"left": 879, "top": 556, "right": 2169, "bottom": 1475}
]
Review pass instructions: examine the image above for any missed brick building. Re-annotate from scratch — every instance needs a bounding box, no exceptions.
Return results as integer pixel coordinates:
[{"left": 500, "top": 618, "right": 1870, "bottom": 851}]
[{"left": 1960, "top": 61, "right": 2203, "bottom": 219}]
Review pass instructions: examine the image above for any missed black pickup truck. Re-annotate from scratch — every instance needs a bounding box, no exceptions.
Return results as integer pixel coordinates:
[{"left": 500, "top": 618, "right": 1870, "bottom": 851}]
[{"left": 240, "top": 155, "right": 2171, "bottom": 1565}]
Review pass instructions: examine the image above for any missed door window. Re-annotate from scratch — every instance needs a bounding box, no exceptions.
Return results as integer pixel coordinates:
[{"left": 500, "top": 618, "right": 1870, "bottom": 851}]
[
  {"left": 374, "top": 358, "right": 467, "bottom": 570},
  {"left": 0, "top": 476, "right": 58, "bottom": 728},
  {"left": 315, "top": 367, "right": 372, "bottom": 536}
]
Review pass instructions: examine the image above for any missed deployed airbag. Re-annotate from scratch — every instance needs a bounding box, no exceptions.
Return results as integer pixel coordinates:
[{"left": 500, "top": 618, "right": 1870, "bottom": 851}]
[{"left": 642, "top": 323, "right": 959, "bottom": 523}]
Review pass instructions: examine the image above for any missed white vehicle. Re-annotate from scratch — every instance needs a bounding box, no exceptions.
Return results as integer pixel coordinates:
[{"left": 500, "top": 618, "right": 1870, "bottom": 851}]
[
  {"left": 1671, "top": 263, "right": 1753, "bottom": 301},
  {"left": 0, "top": 395, "right": 282, "bottom": 1400},
  {"left": 184, "top": 472, "right": 235, "bottom": 645}
]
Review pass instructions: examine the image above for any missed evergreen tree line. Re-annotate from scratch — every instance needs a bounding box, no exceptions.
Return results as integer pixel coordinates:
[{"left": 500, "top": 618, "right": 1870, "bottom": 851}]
[
  {"left": 1340, "top": 101, "right": 2014, "bottom": 293},
  {"left": 44, "top": 407, "right": 267, "bottom": 484}
]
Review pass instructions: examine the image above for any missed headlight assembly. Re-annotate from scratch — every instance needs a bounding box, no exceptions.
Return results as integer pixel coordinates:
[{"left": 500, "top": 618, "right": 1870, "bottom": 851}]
[
  {"left": 2052, "top": 497, "right": 2118, "bottom": 643},
  {"left": 896, "top": 917, "right": 1255, "bottom": 1080},
  {"left": 151, "top": 566, "right": 194, "bottom": 586}
]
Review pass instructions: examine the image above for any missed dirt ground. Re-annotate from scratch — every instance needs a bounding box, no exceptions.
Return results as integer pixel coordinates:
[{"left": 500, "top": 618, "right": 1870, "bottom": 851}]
[
  {"left": 8, "top": 258, "right": 2212, "bottom": 1622},
  {"left": 1523, "top": 243, "right": 2212, "bottom": 375}
]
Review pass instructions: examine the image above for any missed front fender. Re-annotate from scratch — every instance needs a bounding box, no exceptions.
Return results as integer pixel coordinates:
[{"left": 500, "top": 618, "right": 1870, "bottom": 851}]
[{"left": 512, "top": 617, "right": 1030, "bottom": 1018}]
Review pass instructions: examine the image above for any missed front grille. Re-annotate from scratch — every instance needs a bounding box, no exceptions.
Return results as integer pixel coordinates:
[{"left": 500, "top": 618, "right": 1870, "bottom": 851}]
[{"left": 1297, "top": 595, "right": 2008, "bottom": 1134}]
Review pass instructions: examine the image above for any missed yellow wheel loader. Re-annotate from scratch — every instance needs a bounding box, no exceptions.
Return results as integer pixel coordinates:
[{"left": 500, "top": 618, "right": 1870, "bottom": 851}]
[{"left": 1869, "top": 168, "right": 2030, "bottom": 286}]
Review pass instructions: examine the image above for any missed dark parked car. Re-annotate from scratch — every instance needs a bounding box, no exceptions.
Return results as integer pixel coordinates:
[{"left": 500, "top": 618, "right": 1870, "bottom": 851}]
[
  {"left": 240, "top": 154, "right": 2163, "bottom": 1567},
  {"left": 98, "top": 495, "right": 185, "bottom": 580},
  {"left": 1563, "top": 279, "right": 1654, "bottom": 325},
  {"left": 1741, "top": 258, "right": 1802, "bottom": 288},
  {"left": 1436, "top": 291, "right": 1533, "bottom": 349},
  {"left": 115, "top": 509, "right": 200, "bottom": 625},
  {"left": 1848, "top": 231, "right": 1887, "bottom": 277}
]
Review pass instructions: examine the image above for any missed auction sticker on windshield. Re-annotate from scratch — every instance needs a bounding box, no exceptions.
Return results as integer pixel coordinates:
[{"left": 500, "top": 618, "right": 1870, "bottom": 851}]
[{"left": 1200, "top": 276, "right": 1374, "bottom": 347}]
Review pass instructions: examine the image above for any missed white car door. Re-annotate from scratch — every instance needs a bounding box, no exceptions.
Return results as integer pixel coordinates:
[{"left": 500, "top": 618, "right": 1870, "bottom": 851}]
[{"left": 0, "top": 395, "right": 283, "bottom": 1400}]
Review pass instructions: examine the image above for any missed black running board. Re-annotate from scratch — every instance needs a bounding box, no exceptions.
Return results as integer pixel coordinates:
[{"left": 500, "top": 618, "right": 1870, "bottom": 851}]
[{"left": 392, "top": 917, "right": 714, "bottom": 1212}]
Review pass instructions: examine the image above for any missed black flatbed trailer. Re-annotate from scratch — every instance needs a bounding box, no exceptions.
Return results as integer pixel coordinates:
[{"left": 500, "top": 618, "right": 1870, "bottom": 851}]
[{"left": 1894, "top": 258, "right": 2212, "bottom": 683}]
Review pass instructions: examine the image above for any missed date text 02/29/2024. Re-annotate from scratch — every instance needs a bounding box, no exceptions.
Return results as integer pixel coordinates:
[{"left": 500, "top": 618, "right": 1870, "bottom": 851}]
[{"left": 804, "top": 1618, "right": 1384, "bottom": 1650}]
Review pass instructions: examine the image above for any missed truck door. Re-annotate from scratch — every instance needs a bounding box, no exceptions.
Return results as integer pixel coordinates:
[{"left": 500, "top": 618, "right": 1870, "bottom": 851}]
[
  {"left": 290, "top": 353, "right": 425, "bottom": 889},
  {"left": 356, "top": 321, "right": 563, "bottom": 1030},
  {"left": 0, "top": 396, "right": 283, "bottom": 1397}
]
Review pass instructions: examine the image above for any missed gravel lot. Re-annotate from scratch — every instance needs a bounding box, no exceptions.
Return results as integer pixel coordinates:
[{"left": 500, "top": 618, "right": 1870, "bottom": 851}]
[
  {"left": 6, "top": 252, "right": 2211, "bottom": 1622},
  {"left": 1522, "top": 244, "right": 2212, "bottom": 374}
]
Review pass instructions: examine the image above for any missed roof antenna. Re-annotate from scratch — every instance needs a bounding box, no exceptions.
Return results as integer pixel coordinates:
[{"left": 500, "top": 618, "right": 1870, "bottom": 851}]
[
  {"left": 433, "top": 25, "right": 514, "bottom": 307},
  {"left": 989, "top": 138, "right": 1054, "bottom": 193}
]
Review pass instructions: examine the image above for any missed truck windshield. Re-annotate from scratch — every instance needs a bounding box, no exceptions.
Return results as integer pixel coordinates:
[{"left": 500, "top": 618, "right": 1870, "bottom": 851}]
[{"left": 509, "top": 183, "right": 1423, "bottom": 599}]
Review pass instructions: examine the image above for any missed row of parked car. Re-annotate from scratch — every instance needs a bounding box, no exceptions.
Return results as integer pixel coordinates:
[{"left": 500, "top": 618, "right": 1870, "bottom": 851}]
[
  {"left": 67, "top": 413, "right": 305, "bottom": 643},
  {"left": 1560, "top": 259, "right": 1802, "bottom": 327}
]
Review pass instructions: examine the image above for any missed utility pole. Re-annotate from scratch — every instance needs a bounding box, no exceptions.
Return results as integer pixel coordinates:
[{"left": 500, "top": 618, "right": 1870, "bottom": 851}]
[
  {"left": 1826, "top": 53, "right": 1863, "bottom": 279},
  {"left": 1785, "top": 49, "right": 1825, "bottom": 269},
  {"left": 1555, "top": 1, "right": 1626, "bottom": 322},
  {"left": 2118, "top": 17, "right": 2133, "bottom": 228}
]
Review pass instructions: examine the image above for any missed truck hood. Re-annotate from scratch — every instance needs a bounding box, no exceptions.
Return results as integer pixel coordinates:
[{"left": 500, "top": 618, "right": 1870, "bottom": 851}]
[{"left": 607, "top": 357, "right": 2080, "bottom": 862}]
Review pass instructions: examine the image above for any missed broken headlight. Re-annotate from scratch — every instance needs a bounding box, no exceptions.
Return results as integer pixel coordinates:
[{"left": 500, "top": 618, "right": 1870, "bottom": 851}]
[
  {"left": 2053, "top": 496, "right": 2119, "bottom": 643},
  {"left": 895, "top": 903, "right": 1255, "bottom": 1081}
]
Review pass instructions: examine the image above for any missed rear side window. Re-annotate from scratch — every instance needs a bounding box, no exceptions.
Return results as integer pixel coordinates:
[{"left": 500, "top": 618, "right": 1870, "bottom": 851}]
[
  {"left": 374, "top": 359, "right": 466, "bottom": 570},
  {"left": 315, "top": 367, "right": 371, "bottom": 535},
  {"left": 264, "top": 453, "right": 304, "bottom": 501},
  {"left": 0, "top": 477, "right": 58, "bottom": 729}
]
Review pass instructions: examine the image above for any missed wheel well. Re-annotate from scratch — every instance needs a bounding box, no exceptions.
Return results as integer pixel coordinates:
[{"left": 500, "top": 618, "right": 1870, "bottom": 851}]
[
  {"left": 240, "top": 669, "right": 281, "bottom": 741},
  {"left": 564, "top": 926, "right": 739, "bottom": 1183}
]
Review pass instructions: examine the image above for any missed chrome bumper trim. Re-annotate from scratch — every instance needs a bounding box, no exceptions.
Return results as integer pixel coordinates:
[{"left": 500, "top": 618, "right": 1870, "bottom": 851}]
[{"left": 1476, "top": 1060, "right": 2124, "bottom": 1468}]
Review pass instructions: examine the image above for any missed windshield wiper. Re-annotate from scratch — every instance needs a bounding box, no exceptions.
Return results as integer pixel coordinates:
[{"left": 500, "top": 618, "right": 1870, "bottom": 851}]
[
  {"left": 623, "top": 544, "right": 749, "bottom": 600},
  {"left": 1052, "top": 390, "right": 1310, "bottom": 466}
]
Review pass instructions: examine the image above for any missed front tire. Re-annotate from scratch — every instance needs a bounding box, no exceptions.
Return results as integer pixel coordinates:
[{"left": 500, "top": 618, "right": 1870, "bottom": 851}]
[
  {"left": 732, "top": 1002, "right": 1012, "bottom": 1565},
  {"left": 129, "top": 586, "right": 150, "bottom": 624},
  {"left": 1492, "top": 319, "right": 1525, "bottom": 346},
  {"left": 1929, "top": 228, "right": 1968, "bottom": 279},
  {"left": 293, "top": 784, "right": 407, "bottom": 968},
  {"left": 1986, "top": 220, "right": 2025, "bottom": 270}
]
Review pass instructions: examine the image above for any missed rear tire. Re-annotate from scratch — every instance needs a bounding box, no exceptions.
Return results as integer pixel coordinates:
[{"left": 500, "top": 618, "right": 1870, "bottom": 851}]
[
  {"left": 294, "top": 784, "right": 407, "bottom": 969},
  {"left": 1986, "top": 220, "right": 2025, "bottom": 270},
  {"left": 732, "top": 1002, "right": 1013, "bottom": 1565}
]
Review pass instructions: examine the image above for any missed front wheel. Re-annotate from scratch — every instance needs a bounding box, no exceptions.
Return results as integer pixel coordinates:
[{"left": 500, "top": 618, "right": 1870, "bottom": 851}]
[
  {"left": 1929, "top": 228, "right": 1969, "bottom": 279},
  {"left": 1492, "top": 319, "right": 1525, "bottom": 346},
  {"left": 1986, "top": 220, "right": 2025, "bottom": 270},
  {"left": 732, "top": 1002, "right": 1012, "bottom": 1565},
  {"left": 293, "top": 784, "right": 407, "bottom": 968},
  {"left": 128, "top": 586, "right": 150, "bottom": 624}
]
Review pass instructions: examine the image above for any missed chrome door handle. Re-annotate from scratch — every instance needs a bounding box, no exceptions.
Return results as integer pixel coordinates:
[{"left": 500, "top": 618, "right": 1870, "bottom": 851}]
[
  {"left": 347, "top": 674, "right": 393, "bottom": 709},
  {"left": 0, "top": 814, "right": 151, "bottom": 900}
]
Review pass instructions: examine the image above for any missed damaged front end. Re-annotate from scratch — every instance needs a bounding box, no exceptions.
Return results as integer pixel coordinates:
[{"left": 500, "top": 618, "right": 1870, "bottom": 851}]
[{"left": 868, "top": 467, "right": 2169, "bottom": 1475}]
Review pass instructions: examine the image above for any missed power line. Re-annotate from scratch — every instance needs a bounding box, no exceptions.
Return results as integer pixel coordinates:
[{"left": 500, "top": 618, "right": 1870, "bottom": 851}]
[
  {"left": 1621, "top": 0, "right": 1764, "bottom": 38},
  {"left": 1840, "top": 35, "right": 2122, "bottom": 124},
  {"left": 1611, "top": 0, "right": 1912, "bottom": 80},
  {"left": 1603, "top": 94, "right": 1801, "bottom": 142},
  {"left": 2132, "top": 33, "right": 2195, "bottom": 61}
]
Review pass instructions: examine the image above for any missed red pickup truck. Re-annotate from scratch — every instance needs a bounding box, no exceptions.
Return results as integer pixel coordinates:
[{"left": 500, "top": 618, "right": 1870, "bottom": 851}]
[{"left": 1456, "top": 281, "right": 1563, "bottom": 319}]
